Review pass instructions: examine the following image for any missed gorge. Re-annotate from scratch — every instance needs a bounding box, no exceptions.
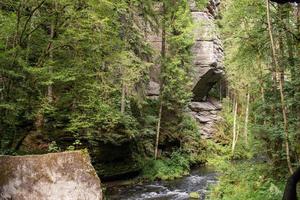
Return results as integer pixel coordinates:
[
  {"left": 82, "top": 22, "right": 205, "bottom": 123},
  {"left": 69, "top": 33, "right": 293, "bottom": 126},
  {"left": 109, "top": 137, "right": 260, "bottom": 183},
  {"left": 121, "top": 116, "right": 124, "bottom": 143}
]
[{"left": 0, "top": 0, "right": 300, "bottom": 199}]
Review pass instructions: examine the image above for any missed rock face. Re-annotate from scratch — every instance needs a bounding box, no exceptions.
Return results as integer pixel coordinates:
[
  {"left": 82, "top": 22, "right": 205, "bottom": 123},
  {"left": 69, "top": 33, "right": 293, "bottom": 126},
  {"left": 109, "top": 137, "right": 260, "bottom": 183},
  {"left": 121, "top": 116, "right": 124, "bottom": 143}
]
[
  {"left": 146, "top": 0, "right": 224, "bottom": 101},
  {"left": 146, "top": 0, "right": 224, "bottom": 138},
  {"left": 0, "top": 151, "right": 102, "bottom": 200},
  {"left": 190, "top": 0, "right": 224, "bottom": 101},
  {"left": 189, "top": 98, "right": 223, "bottom": 139},
  {"left": 188, "top": 0, "right": 224, "bottom": 138}
]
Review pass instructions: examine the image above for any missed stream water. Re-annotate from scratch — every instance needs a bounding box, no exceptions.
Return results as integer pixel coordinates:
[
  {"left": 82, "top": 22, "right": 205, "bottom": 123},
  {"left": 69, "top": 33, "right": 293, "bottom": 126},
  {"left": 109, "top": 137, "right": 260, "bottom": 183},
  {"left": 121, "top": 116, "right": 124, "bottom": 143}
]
[{"left": 105, "top": 167, "right": 218, "bottom": 200}]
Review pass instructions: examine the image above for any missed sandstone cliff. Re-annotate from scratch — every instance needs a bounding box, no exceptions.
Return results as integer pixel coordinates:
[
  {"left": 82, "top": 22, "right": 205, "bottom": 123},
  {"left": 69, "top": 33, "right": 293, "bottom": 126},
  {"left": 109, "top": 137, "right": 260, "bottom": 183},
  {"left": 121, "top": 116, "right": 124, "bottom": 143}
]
[{"left": 147, "top": 0, "right": 225, "bottom": 138}]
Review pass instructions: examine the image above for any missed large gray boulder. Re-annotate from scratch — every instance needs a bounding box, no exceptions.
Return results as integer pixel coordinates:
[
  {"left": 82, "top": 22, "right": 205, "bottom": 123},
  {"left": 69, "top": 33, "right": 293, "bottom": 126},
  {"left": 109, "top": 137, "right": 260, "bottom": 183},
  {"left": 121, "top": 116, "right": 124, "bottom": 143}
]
[
  {"left": 0, "top": 151, "right": 102, "bottom": 200},
  {"left": 189, "top": 101, "right": 218, "bottom": 112}
]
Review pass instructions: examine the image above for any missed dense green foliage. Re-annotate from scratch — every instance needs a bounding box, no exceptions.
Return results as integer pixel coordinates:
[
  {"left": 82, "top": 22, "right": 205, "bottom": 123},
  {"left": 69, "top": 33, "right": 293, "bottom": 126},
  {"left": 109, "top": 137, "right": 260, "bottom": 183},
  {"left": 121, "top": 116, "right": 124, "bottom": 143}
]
[
  {"left": 220, "top": 0, "right": 300, "bottom": 166},
  {"left": 210, "top": 161, "right": 285, "bottom": 200},
  {"left": 1, "top": 0, "right": 300, "bottom": 198},
  {"left": 0, "top": 0, "right": 153, "bottom": 151},
  {"left": 207, "top": 0, "right": 300, "bottom": 199},
  {"left": 0, "top": 0, "right": 206, "bottom": 180},
  {"left": 142, "top": 151, "right": 190, "bottom": 181}
]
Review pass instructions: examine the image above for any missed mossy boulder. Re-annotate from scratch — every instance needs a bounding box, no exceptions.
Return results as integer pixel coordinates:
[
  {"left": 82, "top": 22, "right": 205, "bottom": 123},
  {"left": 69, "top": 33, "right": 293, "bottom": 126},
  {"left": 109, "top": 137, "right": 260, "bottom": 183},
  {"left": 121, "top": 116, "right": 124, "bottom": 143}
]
[
  {"left": 0, "top": 151, "right": 102, "bottom": 200},
  {"left": 189, "top": 191, "right": 200, "bottom": 199}
]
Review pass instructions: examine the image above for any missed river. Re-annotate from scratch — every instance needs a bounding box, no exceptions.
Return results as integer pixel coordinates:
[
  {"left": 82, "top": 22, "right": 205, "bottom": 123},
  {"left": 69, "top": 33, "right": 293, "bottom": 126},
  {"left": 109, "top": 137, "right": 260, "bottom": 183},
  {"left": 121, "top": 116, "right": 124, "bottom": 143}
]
[{"left": 105, "top": 166, "right": 218, "bottom": 200}]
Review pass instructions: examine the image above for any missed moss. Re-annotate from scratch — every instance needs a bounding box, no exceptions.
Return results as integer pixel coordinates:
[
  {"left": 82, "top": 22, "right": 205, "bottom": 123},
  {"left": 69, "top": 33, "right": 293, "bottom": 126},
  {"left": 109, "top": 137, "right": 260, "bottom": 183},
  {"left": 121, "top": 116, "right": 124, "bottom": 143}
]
[
  {"left": 195, "top": 0, "right": 209, "bottom": 12},
  {"left": 0, "top": 161, "right": 13, "bottom": 186},
  {"left": 80, "top": 148, "right": 89, "bottom": 156},
  {"left": 189, "top": 192, "right": 200, "bottom": 199}
]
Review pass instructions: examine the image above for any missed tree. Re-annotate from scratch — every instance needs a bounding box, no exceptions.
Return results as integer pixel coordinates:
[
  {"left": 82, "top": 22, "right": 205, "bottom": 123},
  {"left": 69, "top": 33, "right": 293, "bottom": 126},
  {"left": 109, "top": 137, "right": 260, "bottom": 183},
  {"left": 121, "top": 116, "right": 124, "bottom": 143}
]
[
  {"left": 154, "top": 0, "right": 194, "bottom": 159},
  {"left": 266, "top": 0, "right": 293, "bottom": 174}
]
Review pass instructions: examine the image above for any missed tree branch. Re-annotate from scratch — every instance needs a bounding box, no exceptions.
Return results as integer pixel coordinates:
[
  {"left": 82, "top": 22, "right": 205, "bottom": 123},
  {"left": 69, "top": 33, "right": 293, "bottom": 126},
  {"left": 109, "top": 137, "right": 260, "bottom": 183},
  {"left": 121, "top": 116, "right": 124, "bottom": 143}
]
[{"left": 19, "top": 0, "right": 47, "bottom": 45}]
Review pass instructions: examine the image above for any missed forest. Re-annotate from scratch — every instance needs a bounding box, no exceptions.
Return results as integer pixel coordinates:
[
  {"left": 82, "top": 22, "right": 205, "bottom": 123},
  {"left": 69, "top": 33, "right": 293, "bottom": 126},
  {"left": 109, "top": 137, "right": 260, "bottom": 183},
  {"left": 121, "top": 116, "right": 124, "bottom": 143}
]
[{"left": 0, "top": 0, "right": 299, "bottom": 199}]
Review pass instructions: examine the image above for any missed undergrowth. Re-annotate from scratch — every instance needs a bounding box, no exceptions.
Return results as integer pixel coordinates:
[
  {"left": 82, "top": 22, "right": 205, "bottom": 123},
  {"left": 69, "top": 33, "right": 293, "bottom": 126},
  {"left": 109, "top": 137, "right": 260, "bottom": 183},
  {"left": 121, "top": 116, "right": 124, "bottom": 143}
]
[
  {"left": 208, "top": 161, "right": 285, "bottom": 200},
  {"left": 205, "top": 134, "right": 285, "bottom": 200},
  {"left": 142, "top": 151, "right": 190, "bottom": 181}
]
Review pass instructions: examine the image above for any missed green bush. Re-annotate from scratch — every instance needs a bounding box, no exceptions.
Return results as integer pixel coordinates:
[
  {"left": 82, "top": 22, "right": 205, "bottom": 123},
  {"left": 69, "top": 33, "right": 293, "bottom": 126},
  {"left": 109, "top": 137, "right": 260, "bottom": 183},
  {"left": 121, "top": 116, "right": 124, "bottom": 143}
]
[
  {"left": 142, "top": 151, "right": 190, "bottom": 181},
  {"left": 196, "top": 0, "right": 208, "bottom": 10},
  {"left": 209, "top": 162, "right": 285, "bottom": 200}
]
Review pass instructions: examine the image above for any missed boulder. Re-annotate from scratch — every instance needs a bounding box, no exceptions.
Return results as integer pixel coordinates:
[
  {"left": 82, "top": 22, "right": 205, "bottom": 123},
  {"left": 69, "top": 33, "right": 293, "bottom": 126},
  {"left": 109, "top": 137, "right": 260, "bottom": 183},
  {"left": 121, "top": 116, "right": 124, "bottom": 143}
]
[
  {"left": 189, "top": 191, "right": 201, "bottom": 199},
  {"left": 0, "top": 151, "right": 102, "bottom": 200},
  {"left": 209, "top": 98, "right": 223, "bottom": 110},
  {"left": 189, "top": 101, "right": 217, "bottom": 112},
  {"left": 195, "top": 114, "right": 214, "bottom": 123}
]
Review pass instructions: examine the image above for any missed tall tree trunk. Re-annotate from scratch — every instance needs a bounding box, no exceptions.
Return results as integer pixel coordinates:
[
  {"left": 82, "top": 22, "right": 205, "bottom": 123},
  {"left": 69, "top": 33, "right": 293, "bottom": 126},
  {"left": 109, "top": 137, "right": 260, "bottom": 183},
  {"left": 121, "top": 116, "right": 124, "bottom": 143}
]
[
  {"left": 244, "top": 92, "right": 250, "bottom": 146},
  {"left": 266, "top": 0, "right": 293, "bottom": 174},
  {"left": 258, "top": 62, "right": 266, "bottom": 125},
  {"left": 47, "top": 17, "right": 54, "bottom": 103},
  {"left": 261, "top": 86, "right": 266, "bottom": 125},
  {"left": 154, "top": 2, "right": 166, "bottom": 159},
  {"left": 232, "top": 97, "right": 238, "bottom": 154},
  {"left": 155, "top": 103, "right": 163, "bottom": 160}
]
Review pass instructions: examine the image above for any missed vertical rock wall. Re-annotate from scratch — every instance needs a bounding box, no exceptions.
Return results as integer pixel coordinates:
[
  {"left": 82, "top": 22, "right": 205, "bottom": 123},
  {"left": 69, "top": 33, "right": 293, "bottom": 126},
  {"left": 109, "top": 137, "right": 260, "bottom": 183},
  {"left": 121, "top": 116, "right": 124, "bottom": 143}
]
[
  {"left": 188, "top": 0, "right": 224, "bottom": 139},
  {"left": 189, "top": 0, "right": 224, "bottom": 101},
  {"left": 146, "top": 0, "right": 225, "bottom": 139}
]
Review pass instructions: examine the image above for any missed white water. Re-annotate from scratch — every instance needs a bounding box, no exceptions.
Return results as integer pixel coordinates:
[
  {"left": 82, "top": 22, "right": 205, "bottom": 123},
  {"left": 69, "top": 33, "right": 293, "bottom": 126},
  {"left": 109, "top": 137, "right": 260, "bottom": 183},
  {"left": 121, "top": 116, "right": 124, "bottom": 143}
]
[{"left": 106, "top": 167, "right": 218, "bottom": 200}]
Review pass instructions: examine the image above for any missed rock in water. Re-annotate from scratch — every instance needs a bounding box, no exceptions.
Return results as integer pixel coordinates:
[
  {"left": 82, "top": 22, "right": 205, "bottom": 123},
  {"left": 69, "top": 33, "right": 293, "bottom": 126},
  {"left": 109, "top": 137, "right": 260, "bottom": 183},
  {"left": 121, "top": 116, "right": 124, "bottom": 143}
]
[
  {"left": 0, "top": 151, "right": 102, "bottom": 200},
  {"left": 189, "top": 191, "right": 201, "bottom": 199}
]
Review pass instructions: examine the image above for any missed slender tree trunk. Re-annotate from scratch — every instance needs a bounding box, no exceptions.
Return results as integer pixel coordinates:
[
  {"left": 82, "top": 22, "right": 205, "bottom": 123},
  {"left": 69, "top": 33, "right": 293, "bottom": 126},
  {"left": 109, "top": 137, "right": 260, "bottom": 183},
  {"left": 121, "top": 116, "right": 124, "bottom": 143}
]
[
  {"left": 279, "top": 70, "right": 293, "bottom": 172},
  {"left": 155, "top": 102, "right": 163, "bottom": 160},
  {"left": 232, "top": 92, "right": 235, "bottom": 111},
  {"left": 258, "top": 62, "right": 266, "bottom": 125},
  {"left": 232, "top": 97, "right": 238, "bottom": 154},
  {"left": 13, "top": 3, "right": 21, "bottom": 48},
  {"left": 26, "top": 14, "right": 35, "bottom": 62},
  {"left": 261, "top": 85, "right": 266, "bottom": 125},
  {"left": 236, "top": 122, "right": 240, "bottom": 145},
  {"left": 154, "top": 2, "right": 166, "bottom": 159},
  {"left": 244, "top": 92, "right": 250, "bottom": 146},
  {"left": 48, "top": 17, "right": 55, "bottom": 103},
  {"left": 266, "top": 0, "right": 293, "bottom": 174}
]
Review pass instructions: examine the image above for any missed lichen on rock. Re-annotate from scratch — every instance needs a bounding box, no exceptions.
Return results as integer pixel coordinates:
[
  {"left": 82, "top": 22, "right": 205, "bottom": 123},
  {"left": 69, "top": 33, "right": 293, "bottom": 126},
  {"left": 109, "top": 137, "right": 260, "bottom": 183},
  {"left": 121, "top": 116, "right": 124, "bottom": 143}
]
[{"left": 0, "top": 151, "right": 102, "bottom": 200}]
